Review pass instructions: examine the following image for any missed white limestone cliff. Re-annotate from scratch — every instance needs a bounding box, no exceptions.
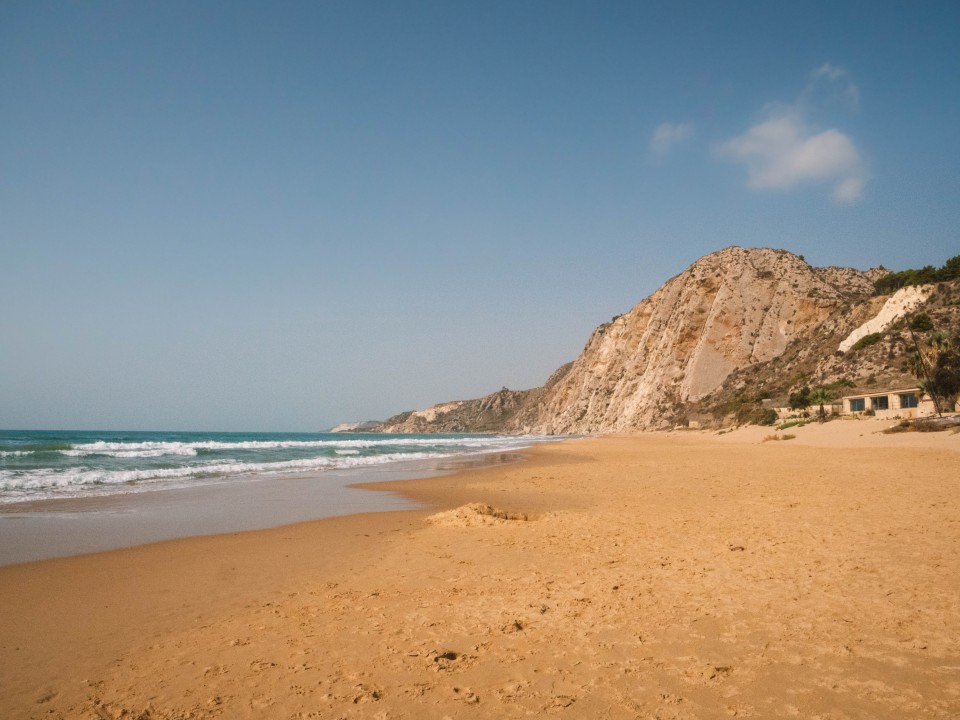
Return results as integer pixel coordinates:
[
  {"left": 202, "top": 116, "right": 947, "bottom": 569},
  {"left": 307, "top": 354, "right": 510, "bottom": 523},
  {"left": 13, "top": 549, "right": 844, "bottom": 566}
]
[{"left": 837, "top": 285, "right": 933, "bottom": 352}]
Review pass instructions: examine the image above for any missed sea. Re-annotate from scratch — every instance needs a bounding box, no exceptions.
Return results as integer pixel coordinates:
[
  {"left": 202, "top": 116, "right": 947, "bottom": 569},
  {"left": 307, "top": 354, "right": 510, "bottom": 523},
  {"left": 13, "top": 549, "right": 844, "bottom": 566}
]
[
  {"left": 0, "top": 429, "right": 552, "bottom": 505},
  {"left": 0, "top": 429, "right": 558, "bottom": 564}
]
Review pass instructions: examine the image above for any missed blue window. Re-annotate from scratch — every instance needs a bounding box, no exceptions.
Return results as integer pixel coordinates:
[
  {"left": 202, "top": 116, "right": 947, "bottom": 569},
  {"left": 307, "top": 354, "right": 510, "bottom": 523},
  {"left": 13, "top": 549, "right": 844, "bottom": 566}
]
[
  {"left": 872, "top": 396, "right": 889, "bottom": 411},
  {"left": 849, "top": 398, "right": 865, "bottom": 412},
  {"left": 899, "top": 393, "right": 919, "bottom": 409}
]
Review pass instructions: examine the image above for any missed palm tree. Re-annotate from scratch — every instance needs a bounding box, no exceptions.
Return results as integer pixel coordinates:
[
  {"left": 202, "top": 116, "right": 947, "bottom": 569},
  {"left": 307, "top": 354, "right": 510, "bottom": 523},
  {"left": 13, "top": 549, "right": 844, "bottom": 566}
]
[{"left": 808, "top": 387, "right": 833, "bottom": 423}]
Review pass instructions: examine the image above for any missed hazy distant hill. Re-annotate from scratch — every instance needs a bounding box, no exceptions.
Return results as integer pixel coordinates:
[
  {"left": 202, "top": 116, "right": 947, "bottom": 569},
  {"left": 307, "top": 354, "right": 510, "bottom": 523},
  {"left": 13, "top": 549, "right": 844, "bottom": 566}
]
[{"left": 366, "top": 247, "right": 959, "bottom": 433}]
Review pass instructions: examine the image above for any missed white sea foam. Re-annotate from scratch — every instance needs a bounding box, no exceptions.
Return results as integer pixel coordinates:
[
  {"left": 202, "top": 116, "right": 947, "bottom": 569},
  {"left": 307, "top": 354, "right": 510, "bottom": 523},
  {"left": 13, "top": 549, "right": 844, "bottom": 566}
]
[
  {"left": 65, "top": 441, "right": 201, "bottom": 457},
  {"left": 0, "top": 433, "right": 558, "bottom": 504},
  {"left": 62, "top": 447, "right": 200, "bottom": 459},
  {"left": 66, "top": 436, "right": 533, "bottom": 455},
  {"left": 2, "top": 436, "right": 545, "bottom": 459},
  {"left": 0, "top": 450, "right": 454, "bottom": 502}
]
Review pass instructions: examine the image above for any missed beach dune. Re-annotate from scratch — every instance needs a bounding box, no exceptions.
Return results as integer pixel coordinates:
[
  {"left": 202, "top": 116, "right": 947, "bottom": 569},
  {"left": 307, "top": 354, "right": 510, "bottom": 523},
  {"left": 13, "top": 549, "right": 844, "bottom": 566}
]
[{"left": 2, "top": 420, "right": 959, "bottom": 719}]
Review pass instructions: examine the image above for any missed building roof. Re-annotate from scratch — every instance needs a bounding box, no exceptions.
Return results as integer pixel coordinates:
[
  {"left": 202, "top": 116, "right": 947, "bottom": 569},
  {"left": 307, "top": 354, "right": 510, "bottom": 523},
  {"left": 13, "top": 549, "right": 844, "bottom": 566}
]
[{"left": 841, "top": 387, "right": 922, "bottom": 401}]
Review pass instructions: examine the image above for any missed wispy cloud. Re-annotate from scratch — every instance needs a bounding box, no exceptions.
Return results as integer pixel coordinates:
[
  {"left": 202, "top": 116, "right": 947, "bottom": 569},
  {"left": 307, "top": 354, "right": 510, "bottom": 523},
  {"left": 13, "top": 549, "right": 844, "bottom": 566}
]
[
  {"left": 716, "top": 64, "right": 866, "bottom": 204},
  {"left": 809, "top": 62, "right": 860, "bottom": 109},
  {"left": 650, "top": 122, "right": 694, "bottom": 158}
]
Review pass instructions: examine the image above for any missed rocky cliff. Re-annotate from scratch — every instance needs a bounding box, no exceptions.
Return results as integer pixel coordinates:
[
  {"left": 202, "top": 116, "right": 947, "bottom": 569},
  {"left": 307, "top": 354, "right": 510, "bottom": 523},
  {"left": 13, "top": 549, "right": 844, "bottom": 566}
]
[
  {"left": 517, "top": 247, "right": 878, "bottom": 432},
  {"left": 370, "top": 247, "right": 938, "bottom": 434}
]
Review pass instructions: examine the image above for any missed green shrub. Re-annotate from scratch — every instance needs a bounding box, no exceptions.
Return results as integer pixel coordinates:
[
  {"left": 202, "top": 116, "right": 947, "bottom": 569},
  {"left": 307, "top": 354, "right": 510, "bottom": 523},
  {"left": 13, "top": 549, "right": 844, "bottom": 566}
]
[
  {"left": 909, "top": 313, "right": 934, "bottom": 332},
  {"left": 788, "top": 385, "right": 811, "bottom": 410},
  {"left": 733, "top": 403, "right": 778, "bottom": 426},
  {"left": 850, "top": 333, "right": 883, "bottom": 352}
]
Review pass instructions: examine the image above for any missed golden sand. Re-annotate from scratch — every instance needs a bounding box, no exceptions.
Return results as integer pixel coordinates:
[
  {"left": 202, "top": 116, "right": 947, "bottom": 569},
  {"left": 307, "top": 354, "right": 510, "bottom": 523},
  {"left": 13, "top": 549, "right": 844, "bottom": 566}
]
[{"left": 2, "top": 418, "right": 959, "bottom": 719}]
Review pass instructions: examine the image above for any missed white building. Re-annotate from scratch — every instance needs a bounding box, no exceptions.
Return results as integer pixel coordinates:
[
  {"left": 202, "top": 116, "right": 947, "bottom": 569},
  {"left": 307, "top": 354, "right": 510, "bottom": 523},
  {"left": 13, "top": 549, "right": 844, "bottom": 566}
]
[{"left": 840, "top": 387, "right": 941, "bottom": 419}]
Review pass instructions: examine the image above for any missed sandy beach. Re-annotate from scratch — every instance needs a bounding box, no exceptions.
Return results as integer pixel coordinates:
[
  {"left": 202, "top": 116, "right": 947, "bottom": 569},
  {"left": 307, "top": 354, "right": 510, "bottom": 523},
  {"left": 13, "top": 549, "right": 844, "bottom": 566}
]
[{"left": 3, "top": 418, "right": 959, "bottom": 719}]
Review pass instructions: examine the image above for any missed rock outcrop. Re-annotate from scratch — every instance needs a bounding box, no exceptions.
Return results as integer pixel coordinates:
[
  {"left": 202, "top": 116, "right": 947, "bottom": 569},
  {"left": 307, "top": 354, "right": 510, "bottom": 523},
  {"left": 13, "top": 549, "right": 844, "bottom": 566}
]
[
  {"left": 329, "top": 421, "right": 384, "bottom": 433},
  {"left": 372, "top": 247, "right": 902, "bottom": 434},
  {"left": 379, "top": 364, "right": 572, "bottom": 434},
  {"left": 379, "top": 390, "right": 538, "bottom": 434},
  {"left": 838, "top": 285, "right": 933, "bottom": 352}
]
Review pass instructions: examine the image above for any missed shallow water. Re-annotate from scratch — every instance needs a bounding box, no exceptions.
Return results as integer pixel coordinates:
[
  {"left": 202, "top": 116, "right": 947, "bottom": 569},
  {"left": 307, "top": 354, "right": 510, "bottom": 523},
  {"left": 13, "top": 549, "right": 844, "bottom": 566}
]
[
  {"left": 0, "top": 429, "right": 551, "bottom": 504},
  {"left": 0, "top": 450, "right": 525, "bottom": 566}
]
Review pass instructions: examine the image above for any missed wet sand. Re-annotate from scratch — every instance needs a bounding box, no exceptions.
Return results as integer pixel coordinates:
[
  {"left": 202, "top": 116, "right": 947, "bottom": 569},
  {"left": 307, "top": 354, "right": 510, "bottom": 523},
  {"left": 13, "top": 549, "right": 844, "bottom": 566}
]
[
  {"left": 2, "top": 419, "right": 959, "bottom": 719},
  {"left": 0, "top": 452, "right": 521, "bottom": 565}
]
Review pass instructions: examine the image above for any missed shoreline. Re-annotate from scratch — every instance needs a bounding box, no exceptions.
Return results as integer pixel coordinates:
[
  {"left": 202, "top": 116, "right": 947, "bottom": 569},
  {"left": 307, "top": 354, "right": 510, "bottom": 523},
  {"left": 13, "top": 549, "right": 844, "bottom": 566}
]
[
  {"left": 2, "top": 424, "right": 959, "bottom": 719},
  {"left": 0, "top": 447, "right": 530, "bottom": 566}
]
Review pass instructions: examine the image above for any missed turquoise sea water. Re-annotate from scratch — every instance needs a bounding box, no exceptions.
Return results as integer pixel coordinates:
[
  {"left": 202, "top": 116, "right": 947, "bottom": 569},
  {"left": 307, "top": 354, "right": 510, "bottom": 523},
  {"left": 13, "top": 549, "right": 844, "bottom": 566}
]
[{"left": 0, "top": 429, "right": 551, "bottom": 505}]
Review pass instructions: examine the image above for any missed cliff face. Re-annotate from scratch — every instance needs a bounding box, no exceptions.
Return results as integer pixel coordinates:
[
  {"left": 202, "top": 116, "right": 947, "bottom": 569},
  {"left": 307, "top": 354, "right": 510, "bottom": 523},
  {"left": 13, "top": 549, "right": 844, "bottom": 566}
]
[
  {"left": 520, "top": 247, "right": 877, "bottom": 432},
  {"left": 376, "top": 247, "right": 883, "bottom": 434}
]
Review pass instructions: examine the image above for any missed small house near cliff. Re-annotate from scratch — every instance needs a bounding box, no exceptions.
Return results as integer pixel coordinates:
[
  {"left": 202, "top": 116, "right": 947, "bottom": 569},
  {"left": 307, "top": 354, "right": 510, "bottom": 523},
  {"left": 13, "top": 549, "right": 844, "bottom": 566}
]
[{"left": 840, "top": 387, "right": 936, "bottom": 419}]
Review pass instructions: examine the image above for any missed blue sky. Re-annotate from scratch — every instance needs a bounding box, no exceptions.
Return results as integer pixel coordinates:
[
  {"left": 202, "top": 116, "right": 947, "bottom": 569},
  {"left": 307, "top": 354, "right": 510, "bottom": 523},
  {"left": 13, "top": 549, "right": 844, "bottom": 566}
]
[{"left": 2, "top": 1, "right": 959, "bottom": 430}]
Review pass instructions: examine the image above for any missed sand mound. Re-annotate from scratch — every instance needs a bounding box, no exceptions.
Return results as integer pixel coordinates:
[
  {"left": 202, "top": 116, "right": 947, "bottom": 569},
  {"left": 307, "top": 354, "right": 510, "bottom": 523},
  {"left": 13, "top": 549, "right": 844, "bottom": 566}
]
[{"left": 426, "top": 502, "right": 532, "bottom": 527}]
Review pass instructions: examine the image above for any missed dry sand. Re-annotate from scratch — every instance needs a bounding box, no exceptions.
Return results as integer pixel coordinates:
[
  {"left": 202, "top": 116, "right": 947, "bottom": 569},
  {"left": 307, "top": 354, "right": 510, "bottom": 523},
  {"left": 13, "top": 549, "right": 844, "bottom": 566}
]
[{"left": 2, "top": 419, "right": 959, "bottom": 719}]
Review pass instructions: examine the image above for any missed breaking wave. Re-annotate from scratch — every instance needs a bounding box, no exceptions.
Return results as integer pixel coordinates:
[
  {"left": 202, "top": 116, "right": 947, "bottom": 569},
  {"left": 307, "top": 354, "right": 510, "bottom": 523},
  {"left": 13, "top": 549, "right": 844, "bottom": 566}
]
[{"left": 0, "top": 431, "right": 554, "bottom": 503}]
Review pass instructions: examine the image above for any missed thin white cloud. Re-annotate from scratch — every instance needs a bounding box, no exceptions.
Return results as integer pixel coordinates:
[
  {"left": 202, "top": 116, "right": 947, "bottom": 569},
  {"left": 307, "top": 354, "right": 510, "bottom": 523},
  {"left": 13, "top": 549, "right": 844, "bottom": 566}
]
[
  {"left": 650, "top": 122, "right": 694, "bottom": 158},
  {"left": 833, "top": 177, "right": 864, "bottom": 204},
  {"left": 716, "top": 65, "right": 866, "bottom": 204},
  {"left": 813, "top": 63, "right": 845, "bottom": 81},
  {"left": 809, "top": 62, "right": 860, "bottom": 110}
]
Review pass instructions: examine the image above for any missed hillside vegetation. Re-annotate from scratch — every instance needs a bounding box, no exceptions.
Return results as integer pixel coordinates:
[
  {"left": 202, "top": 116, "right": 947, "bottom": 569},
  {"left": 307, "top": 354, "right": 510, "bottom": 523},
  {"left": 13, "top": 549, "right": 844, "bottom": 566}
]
[{"left": 874, "top": 255, "right": 960, "bottom": 295}]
